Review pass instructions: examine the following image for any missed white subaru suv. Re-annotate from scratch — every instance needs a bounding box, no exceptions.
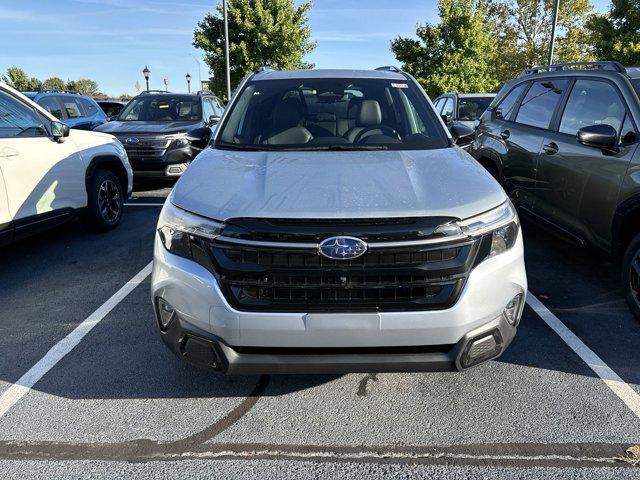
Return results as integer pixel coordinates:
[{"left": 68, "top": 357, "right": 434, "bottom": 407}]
[
  {"left": 151, "top": 67, "right": 527, "bottom": 374},
  {"left": 0, "top": 82, "right": 132, "bottom": 245}
]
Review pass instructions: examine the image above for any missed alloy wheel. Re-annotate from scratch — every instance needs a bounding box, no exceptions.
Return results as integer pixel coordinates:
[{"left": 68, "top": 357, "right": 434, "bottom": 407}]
[{"left": 97, "top": 179, "right": 121, "bottom": 223}]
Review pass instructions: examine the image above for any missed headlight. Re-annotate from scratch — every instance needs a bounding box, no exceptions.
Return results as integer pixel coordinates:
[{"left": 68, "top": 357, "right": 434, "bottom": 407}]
[
  {"left": 434, "top": 202, "right": 519, "bottom": 258},
  {"left": 157, "top": 201, "right": 224, "bottom": 259},
  {"left": 459, "top": 201, "right": 519, "bottom": 257},
  {"left": 166, "top": 133, "right": 190, "bottom": 147}
]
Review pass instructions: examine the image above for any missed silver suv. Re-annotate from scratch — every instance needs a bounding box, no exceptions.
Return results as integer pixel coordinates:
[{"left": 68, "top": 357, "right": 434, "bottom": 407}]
[{"left": 151, "top": 67, "right": 527, "bottom": 374}]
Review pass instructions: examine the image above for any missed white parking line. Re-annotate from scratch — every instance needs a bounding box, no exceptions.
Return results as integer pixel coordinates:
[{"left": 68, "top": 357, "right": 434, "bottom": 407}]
[
  {"left": 0, "top": 262, "right": 153, "bottom": 418},
  {"left": 527, "top": 293, "right": 640, "bottom": 419}
]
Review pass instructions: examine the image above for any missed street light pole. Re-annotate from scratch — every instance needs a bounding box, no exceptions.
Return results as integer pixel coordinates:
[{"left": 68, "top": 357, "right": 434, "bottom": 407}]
[
  {"left": 548, "top": 0, "right": 560, "bottom": 66},
  {"left": 223, "top": 0, "right": 231, "bottom": 101},
  {"left": 189, "top": 53, "right": 203, "bottom": 86},
  {"left": 142, "top": 66, "right": 150, "bottom": 92}
]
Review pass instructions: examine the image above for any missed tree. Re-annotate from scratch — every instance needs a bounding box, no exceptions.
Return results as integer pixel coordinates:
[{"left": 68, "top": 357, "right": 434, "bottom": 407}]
[
  {"left": 42, "top": 77, "right": 66, "bottom": 91},
  {"left": 587, "top": 0, "right": 640, "bottom": 65},
  {"left": 194, "top": 0, "right": 316, "bottom": 99},
  {"left": 391, "top": 0, "right": 499, "bottom": 97},
  {"left": 66, "top": 78, "right": 100, "bottom": 95},
  {"left": 1, "top": 67, "right": 42, "bottom": 91},
  {"left": 488, "top": 0, "right": 594, "bottom": 82}
]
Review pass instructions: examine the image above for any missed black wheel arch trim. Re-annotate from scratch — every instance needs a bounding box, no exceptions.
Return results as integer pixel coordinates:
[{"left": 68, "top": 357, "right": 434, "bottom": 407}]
[
  {"left": 612, "top": 193, "right": 640, "bottom": 258},
  {"left": 85, "top": 155, "right": 129, "bottom": 198}
]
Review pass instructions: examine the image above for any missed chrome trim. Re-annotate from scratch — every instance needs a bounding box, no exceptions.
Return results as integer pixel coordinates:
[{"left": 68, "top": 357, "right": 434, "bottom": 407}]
[
  {"left": 215, "top": 236, "right": 318, "bottom": 249},
  {"left": 214, "top": 234, "right": 471, "bottom": 250},
  {"left": 368, "top": 235, "right": 470, "bottom": 249}
]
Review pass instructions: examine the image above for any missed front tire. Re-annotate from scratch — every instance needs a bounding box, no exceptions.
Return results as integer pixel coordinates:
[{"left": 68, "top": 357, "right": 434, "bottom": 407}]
[
  {"left": 622, "top": 232, "right": 640, "bottom": 320},
  {"left": 86, "top": 169, "right": 124, "bottom": 231}
]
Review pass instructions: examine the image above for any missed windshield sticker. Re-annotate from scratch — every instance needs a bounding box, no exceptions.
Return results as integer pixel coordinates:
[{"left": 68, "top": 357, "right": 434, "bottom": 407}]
[{"left": 391, "top": 83, "right": 408, "bottom": 89}]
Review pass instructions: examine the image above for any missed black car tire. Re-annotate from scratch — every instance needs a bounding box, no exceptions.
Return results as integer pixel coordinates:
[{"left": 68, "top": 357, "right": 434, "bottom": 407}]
[
  {"left": 622, "top": 231, "right": 640, "bottom": 320},
  {"left": 85, "top": 169, "right": 124, "bottom": 231}
]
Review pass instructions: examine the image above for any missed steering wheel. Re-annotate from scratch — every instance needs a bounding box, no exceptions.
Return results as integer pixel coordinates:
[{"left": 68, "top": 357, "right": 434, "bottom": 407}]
[{"left": 354, "top": 125, "right": 401, "bottom": 144}]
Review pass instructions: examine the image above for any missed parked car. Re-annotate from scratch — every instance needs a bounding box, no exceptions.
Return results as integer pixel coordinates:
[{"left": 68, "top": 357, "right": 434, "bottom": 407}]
[
  {"left": 94, "top": 90, "right": 225, "bottom": 182},
  {"left": 433, "top": 92, "right": 496, "bottom": 128},
  {"left": 23, "top": 90, "right": 108, "bottom": 130},
  {"left": 0, "top": 82, "right": 132, "bottom": 245},
  {"left": 151, "top": 67, "right": 527, "bottom": 374},
  {"left": 470, "top": 61, "right": 640, "bottom": 319},
  {"left": 97, "top": 99, "right": 126, "bottom": 122}
]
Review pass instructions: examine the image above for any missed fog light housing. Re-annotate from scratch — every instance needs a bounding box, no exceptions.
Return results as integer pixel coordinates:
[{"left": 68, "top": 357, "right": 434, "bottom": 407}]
[
  {"left": 156, "top": 297, "right": 176, "bottom": 330},
  {"left": 460, "top": 329, "right": 504, "bottom": 368},
  {"left": 504, "top": 293, "right": 524, "bottom": 326}
]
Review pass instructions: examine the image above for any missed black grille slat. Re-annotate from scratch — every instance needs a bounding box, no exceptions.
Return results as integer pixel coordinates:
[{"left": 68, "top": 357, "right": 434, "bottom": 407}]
[{"left": 199, "top": 227, "right": 482, "bottom": 312}]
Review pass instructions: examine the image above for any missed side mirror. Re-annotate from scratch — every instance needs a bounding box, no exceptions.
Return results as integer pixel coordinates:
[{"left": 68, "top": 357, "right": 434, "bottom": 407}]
[
  {"left": 441, "top": 114, "right": 452, "bottom": 125},
  {"left": 51, "top": 121, "right": 70, "bottom": 142},
  {"left": 449, "top": 123, "right": 475, "bottom": 148},
  {"left": 577, "top": 124, "right": 618, "bottom": 153},
  {"left": 187, "top": 126, "right": 213, "bottom": 149},
  {"left": 208, "top": 115, "right": 221, "bottom": 125}
]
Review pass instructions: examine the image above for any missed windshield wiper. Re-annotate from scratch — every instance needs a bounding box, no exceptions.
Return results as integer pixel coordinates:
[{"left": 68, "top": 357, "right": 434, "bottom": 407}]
[
  {"left": 214, "top": 143, "right": 270, "bottom": 151},
  {"left": 278, "top": 144, "right": 389, "bottom": 151}
]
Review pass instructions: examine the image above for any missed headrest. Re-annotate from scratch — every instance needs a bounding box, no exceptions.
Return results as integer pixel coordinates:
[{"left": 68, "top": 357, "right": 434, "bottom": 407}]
[
  {"left": 347, "top": 97, "right": 363, "bottom": 118},
  {"left": 273, "top": 98, "right": 303, "bottom": 129},
  {"left": 358, "top": 100, "right": 382, "bottom": 126}
]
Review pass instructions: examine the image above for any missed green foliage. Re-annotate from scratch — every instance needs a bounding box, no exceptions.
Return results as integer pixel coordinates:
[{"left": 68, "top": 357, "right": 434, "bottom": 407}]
[
  {"left": 41, "top": 77, "right": 66, "bottom": 91},
  {"left": 487, "top": 0, "right": 594, "bottom": 82},
  {"left": 587, "top": 0, "right": 640, "bottom": 65},
  {"left": 1, "top": 67, "right": 42, "bottom": 91},
  {"left": 194, "top": 0, "right": 316, "bottom": 99},
  {"left": 66, "top": 78, "right": 100, "bottom": 95},
  {"left": 391, "top": 0, "right": 500, "bottom": 97}
]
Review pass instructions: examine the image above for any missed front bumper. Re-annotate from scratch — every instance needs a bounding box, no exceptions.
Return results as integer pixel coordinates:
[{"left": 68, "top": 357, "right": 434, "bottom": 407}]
[
  {"left": 129, "top": 145, "right": 202, "bottom": 179},
  {"left": 151, "top": 231, "right": 527, "bottom": 374}
]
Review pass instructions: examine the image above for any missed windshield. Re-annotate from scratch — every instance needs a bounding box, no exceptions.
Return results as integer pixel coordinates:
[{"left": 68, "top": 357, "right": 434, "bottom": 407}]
[
  {"left": 117, "top": 95, "right": 201, "bottom": 122},
  {"left": 215, "top": 77, "right": 449, "bottom": 151},
  {"left": 457, "top": 97, "right": 493, "bottom": 121}
]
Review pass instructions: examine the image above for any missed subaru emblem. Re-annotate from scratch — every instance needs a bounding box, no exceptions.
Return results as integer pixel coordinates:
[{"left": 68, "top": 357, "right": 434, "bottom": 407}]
[{"left": 318, "top": 236, "right": 367, "bottom": 260}]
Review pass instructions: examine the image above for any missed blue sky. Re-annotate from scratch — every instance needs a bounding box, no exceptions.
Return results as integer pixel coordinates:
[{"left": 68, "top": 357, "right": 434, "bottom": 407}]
[{"left": 0, "top": 0, "right": 609, "bottom": 96}]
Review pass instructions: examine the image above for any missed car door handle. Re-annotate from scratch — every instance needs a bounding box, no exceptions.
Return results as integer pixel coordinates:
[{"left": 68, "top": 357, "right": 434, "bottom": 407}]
[
  {"left": 500, "top": 130, "right": 510, "bottom": 140},
  {"left": 543, "top": 142, "right": 559, "bottom": 155},
  {"left": 0, "top": 146, "right": 19, "bottom": 158}
]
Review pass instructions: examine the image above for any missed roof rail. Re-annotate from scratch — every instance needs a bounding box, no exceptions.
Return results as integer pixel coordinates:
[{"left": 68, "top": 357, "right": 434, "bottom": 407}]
[
  {"left": 375, "top": 66, "right": 401, "bottom": 73},
  {"left": 41, "top": 89, "right": 82, "bottom": 95},
  {"left": 522, "top": 61, "right": 626, "bottom": 76},
  {"left": 254, "top": 66, "right": 275, "bottom": 74},
  {"left": 137, "top": 89, "right": 172, "bottom": 95}
]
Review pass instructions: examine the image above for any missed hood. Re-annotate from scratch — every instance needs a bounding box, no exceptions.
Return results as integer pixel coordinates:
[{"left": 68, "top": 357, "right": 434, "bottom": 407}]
[
  {"left": 172, "top": 147, "right": 507, "bottom": 221},
  {"left": 94, "top": 120, "right": 201, "bottom": 135},
  {"left": 69, "top": 129, "right": 118, "bottom": 148}
]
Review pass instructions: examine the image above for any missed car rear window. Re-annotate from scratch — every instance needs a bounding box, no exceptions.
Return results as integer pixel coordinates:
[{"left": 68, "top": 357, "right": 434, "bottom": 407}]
[
  {"left": 515, "top": 79, "right": 568, "bottom": 129},
  {"left": 495, "top": 83, "right": 528, "bottom": 120},
  {"left": 457, "top": 97, "right": 493, "bottom": 121},
  {"left": 62, "top": 97, "right": 83, "bottom": 119}
]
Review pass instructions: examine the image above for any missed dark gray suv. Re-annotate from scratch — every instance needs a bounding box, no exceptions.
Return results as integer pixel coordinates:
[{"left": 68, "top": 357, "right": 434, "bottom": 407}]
[{"left": 470, "top": 61, "right": 640, "bottom": 319}]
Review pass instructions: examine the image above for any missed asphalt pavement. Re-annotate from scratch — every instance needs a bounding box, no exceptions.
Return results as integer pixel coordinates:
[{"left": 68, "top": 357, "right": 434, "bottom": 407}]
[{"left": 0, "top": 189, "right": 638, "bottom": 479}]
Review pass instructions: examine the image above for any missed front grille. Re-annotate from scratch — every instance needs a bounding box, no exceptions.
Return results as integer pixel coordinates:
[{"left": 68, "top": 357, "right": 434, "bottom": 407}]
[
  {"left": 192, "top": 219, "right": 490, "bottom": 313},
  {"left": 116, "top": 135, "right": 171, "bottom": 162}
]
